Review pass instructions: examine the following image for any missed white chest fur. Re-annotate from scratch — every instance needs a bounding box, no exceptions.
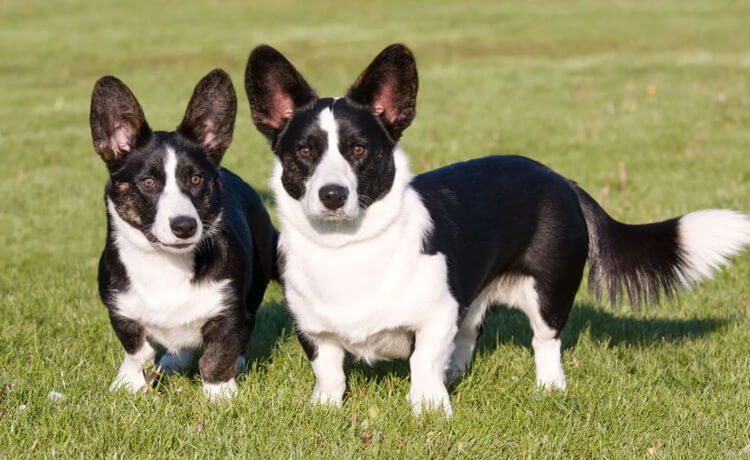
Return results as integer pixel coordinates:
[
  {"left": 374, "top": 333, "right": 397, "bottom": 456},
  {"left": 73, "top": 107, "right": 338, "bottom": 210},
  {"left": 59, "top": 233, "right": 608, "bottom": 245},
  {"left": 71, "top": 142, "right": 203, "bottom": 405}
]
[
  {"left": 274, "top": 152, "right": 457, "bottom": 362},
  {"left": 108, "top": 200, "right": 231, "bottom": 352}
]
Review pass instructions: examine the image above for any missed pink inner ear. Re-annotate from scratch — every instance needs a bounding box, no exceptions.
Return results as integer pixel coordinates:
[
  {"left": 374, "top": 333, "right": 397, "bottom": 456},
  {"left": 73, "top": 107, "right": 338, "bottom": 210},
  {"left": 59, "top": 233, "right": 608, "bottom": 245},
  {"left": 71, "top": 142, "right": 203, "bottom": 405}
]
[
  {"left": 109, "top": 124, "right": 132, "bottom": 157},
  {"left": 202, "top": 119, "right": 217, "bottom": 148},
  {"left": 265, "top": 83, "right": 295, "bottom": 128},
  {"left": 372, "top": 79, "right": 398, "bottom": 123}
]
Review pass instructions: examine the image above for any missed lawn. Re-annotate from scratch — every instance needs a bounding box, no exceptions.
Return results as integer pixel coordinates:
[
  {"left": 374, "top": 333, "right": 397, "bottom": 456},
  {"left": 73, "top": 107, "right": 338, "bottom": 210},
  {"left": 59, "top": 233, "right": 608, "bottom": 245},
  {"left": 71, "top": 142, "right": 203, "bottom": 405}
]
[{"left": 1, "top": 0, "right": 750, "bottom": 457}]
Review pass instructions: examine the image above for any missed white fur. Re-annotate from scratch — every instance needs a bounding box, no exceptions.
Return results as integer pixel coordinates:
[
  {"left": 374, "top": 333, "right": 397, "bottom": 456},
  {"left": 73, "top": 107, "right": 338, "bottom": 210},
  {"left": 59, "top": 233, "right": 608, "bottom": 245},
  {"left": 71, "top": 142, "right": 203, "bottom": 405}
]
[
  {"left": 203, "top": 378, "right": 238, "bottom": 401},
  {"left": 301, "top": 108, "right": 360, "bottom": 219},
  {"left": 532, "top": 336, "right": 566, "bottom": 390},
  {"left": 275, "top": 145, "right": 458, "bottom": 415},
  {"left": 678, "top": 209, "right": 750, "bottom": 284},
  {"left": 450, "top": 276, "right": 566, "bottom": 390},
  {"left": 151, "top": 148, "right": 202, "bottom": 248},
  {"left": 408, "top": 313, "right": 457, "bottom": 416},
  {"left": 107, "top": 200, "right": 232, "bottom": 353},
  {"left": 272, "top": 146, "right": 418, "bottom": 249},
  {"left": 310, "top": 337, "right": 347, "bottom": 406},
  {"left": 110, "top": 342, "right": 156, "bottom": 393},
  {"left": 345, "top": 327, "right": 415, "bottom": 362}
]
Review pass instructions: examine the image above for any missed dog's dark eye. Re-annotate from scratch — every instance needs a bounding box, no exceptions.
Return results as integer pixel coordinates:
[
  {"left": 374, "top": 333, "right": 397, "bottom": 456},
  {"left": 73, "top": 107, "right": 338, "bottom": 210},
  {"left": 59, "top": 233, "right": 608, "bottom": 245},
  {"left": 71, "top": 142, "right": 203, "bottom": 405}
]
[
  {"left": 353, "top": 144, "right": 367, "bottom": 156},
  {"left": 298, "top": 146, "right": 311, "bottom": 158},
  {"left": 191, "top": 174, "right": 203, "bottom": 186},
  {"left": 142, "top": 177, "right": 155, "bottom": 189}
]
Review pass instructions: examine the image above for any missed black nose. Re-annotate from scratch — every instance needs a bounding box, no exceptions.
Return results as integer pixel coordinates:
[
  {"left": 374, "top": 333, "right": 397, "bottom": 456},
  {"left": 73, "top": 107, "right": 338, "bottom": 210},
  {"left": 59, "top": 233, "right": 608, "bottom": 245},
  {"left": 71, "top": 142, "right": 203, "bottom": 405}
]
[
  {"left": 169, "top": 216, "right": 197, "bottom": 239},
  {"left": 318, "top": 184, "right": 349, "bottom": 210}
]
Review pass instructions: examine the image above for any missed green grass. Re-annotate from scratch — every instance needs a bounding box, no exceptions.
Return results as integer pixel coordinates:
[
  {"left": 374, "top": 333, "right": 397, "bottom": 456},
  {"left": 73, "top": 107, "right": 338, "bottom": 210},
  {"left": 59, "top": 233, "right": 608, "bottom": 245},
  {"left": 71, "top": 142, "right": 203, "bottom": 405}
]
[{"left": 2, "top": 0, "right": 750, "bottom": 457}]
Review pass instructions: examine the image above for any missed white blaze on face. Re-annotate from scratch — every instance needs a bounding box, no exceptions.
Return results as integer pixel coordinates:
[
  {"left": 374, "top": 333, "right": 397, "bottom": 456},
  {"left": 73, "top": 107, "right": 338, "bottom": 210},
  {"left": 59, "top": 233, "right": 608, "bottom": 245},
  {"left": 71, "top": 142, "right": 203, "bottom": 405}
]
[
  {"left": 152, "top": 148, "right": 202, "bottom": 246},
  {"left": 303, "top": 108, "right": 359, "bottom": 218}
]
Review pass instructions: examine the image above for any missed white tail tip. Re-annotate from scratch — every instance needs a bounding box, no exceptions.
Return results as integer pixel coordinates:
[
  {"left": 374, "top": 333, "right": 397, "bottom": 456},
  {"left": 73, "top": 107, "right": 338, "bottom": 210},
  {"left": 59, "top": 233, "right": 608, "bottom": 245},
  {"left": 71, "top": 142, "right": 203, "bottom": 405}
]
[{"left": 678, "top": 209, "right": 750, "bottom": 284}]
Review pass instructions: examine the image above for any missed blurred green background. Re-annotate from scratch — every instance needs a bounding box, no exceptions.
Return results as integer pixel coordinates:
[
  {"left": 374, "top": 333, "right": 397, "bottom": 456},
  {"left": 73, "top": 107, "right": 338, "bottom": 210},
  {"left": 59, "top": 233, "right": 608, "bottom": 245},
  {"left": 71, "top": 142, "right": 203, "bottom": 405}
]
[{"left": 1, "top": 0, "right": 749, "bottom": 457}]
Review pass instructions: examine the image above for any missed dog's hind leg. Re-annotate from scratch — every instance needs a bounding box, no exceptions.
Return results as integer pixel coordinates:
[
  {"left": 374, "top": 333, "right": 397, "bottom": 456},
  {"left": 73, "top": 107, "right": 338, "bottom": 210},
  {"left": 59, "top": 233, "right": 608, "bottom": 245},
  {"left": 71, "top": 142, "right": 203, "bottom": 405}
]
[
  {"left": 448, "top": 296, "right": 489, "bottom": 384},
  {"left": 526, "top": 301, "right": 567, "bottom": 390},
  {"left": 507, "top": 275, "right": 578, "bottom": 390}
]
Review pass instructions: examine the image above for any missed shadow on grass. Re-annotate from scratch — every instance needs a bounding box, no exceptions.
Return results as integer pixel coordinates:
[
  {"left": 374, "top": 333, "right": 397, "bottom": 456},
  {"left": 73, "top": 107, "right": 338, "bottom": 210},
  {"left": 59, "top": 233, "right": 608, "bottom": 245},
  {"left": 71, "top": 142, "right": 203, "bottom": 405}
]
[
  {"left": 477, "top": 303, "right": 729, "bottom": 353},
  {"left": 154, "top": 301, "right": 294, "bottom": 379},
  {"left": 345, "top": 302, "right": 729, "bottom": 384},
  {"left": 245, "top": 301, "right": 295, "bottom": 371},
  {"left": 175, "top": 300, "right": 727, "bottom": 384}
]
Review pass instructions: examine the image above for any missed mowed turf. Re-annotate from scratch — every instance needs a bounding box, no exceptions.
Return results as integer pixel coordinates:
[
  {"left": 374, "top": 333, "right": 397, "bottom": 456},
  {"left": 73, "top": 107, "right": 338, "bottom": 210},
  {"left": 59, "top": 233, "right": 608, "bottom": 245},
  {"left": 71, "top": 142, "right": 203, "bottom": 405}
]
[{"left": 1, "top": 0, "right": 750, "bottom": 457}]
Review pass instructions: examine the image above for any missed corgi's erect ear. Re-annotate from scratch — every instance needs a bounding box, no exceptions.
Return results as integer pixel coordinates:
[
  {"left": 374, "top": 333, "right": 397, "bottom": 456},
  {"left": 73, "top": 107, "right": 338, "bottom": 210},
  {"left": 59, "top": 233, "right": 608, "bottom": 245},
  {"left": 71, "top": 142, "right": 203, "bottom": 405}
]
[
  {"left": 177, "top": 69, "right": 237, "bottom": 167},
  {"left": 346, "top": 44, "right": 418, "bottom": 141},
  {"left": 244, "top": 45, "right": 317, "bottom": 144},
  {"left": 90, "top": 76, "right": 151, "bottom": 168}
]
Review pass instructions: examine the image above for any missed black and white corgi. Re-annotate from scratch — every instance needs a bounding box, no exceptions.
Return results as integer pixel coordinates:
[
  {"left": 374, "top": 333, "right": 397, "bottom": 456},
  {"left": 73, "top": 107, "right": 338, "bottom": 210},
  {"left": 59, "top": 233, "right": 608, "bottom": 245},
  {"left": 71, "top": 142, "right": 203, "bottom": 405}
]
[
  {"left": 244, "top": 44, "right": 750, "bottom": 415},
  {"left": 91, "top": 69, "right": 277, "bottom": 399}
]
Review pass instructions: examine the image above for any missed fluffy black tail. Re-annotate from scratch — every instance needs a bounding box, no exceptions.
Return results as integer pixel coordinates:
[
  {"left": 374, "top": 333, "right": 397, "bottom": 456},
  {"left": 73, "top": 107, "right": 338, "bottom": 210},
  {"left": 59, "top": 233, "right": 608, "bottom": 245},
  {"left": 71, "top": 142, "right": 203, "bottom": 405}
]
[{"left": 571, "top": 183, "right": 750, "bottom": 306}]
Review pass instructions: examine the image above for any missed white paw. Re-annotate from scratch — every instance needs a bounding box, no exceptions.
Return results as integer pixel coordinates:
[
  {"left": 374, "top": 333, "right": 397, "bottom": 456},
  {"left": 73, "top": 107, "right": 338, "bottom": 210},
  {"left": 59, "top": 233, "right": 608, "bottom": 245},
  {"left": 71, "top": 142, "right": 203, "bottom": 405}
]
[
  {"left": 158, "top": 350, "right": 194, "bottom": 374},
  {"left": 203, "top": 379, "right": 238, "bottom": 401},
  {"left": 109, "top": 371, "right": 149, "bottom": 393},
  {"left": 532, "top": 337, "right": 566, "bottom": 391},
  {"left": 408, "top": 386, "right": 453, "bottom": 417},
  {"left": 536, "top": 373, "right": 567, "bottom": 391},
  {"left": 310, "top": 388, "right": 344, "bottom": 407}
]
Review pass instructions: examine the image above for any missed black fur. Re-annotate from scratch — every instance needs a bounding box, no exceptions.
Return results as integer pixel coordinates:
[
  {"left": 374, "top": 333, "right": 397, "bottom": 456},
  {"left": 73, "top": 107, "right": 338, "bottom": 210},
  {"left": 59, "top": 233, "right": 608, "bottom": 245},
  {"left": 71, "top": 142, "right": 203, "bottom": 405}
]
[
  {"left": 271, "top": 98, "right": 397, "bottom": 207},
  {"left": 90, "top": 76, "right": 152, "bottom": 169},
  {"left": 245, "top": 43, "right": 706, "bottom": 343},
  {"left": 346, "top": 44, "right": 418, "bottom": 141},
  {"left": 295, "top": 330, "right": 319, "bottom": 362},
  {"left": 177, "top": 69, "right": 237, "bottom": 167},
  {"left": 273, "top": 99, "right": 331, "bottom": 200},
  {"left": 414, "top": 155, "right": 702, "bottom": 332},
  {"left": 238, "top": 43, "right": 750, "bottom": 416},
  {"left": 415, "top": 156, "right": 588, "bottom": 332},
  {"left": 92, "top": 71, "right": 277, "bottom": 387},
  {"left": 571, "top": 185, "right": 684, "bottom": 306},
  {"left": 102, "top": 132, "right": 224, "bottom": 240},
  {"left": 244, "top": 47, "right": 400, "bottom": 209},
  {"left": 330, "top": 100, "right": 398, "bottom": 207},
  {"left": 244, "top": 45, "right": 317, "bottom": 146}
]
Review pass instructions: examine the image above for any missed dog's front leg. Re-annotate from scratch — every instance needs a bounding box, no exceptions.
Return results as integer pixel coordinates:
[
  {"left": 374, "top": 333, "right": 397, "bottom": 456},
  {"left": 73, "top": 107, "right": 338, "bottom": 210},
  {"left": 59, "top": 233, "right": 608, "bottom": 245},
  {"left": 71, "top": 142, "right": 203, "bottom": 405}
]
[
  {"left": 199, "top": 310, "right": 251, "bottom": 401},
  {"left": 306, "top": 334, "right": 346, "bottom": 407},
  {"left": 408, "top": 306, "right": 458, "bottom": 417},
  {"left": 108, "top": 315, "right": 156, "bottom": 393}
]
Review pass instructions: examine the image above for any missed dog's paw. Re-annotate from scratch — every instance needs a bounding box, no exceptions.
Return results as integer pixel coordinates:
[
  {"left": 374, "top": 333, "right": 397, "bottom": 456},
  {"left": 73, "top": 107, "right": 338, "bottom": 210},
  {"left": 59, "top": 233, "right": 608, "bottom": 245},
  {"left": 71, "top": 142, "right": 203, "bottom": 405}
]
[
  {"left": 310, "top": 390, "right": 343, "bottom": 408},
  {"left": 203, "top": 379, "right": 238, "bottom": 401},
  {"left": 536, "top": 373, "right": 567, "bottom": 391},
  {"left": 109, "top": 371, "right": 149, "bottom": 393},
  {"left": 310, "top": 377, "right": 345, "bottom": 408},
  {"left": 408, "top": 386, "right": 452, "bottom": 417}
]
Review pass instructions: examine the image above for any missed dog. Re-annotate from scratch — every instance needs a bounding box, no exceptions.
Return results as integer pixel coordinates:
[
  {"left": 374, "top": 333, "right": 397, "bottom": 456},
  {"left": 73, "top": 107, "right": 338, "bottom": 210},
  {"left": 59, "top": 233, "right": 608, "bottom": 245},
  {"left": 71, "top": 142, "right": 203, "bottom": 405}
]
[
  {"left": 90, "top": 69, "right": 276, "bottom": 399},
  {"left": 244, "top": 44, "right": 750, "bottom": 415}
]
